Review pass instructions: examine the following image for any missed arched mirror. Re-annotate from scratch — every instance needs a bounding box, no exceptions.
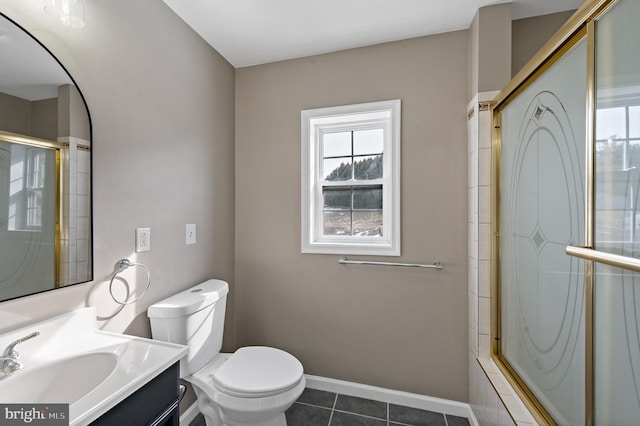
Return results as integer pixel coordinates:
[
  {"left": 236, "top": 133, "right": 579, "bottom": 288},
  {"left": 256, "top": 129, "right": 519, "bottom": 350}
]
[{"left": 0, "top": 12, "right": 92, "bottom": 302}]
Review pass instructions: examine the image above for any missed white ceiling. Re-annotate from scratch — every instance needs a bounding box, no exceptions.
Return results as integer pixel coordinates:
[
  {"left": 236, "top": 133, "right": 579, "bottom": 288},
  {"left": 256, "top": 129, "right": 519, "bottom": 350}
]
[{"left": 162, "top": 0, "right": 586, "bottom": 68}]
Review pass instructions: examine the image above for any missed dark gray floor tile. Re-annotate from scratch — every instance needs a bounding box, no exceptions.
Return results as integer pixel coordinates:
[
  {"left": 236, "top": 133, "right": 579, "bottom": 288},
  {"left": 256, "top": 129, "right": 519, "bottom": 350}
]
[
  {"left": 297, "top": 388, "right": 337, "bottom": 408},
  {"left": 335, "top": 394, "right": 387, "bottom": 420},
  {"left": 189, "top": 413, "right": 206, "bottom": 426},
  {"left": 330, "top": 411, "right": 387, "bottom": 426},
  {"left": 389, "top": 404, "right": 446, "bottom": 426},
  {"left": 445, "top": 414, "right": 470, "bottom": 426},
  {"left": 286, "top": 402, "right": 332, "bottom": 426}
]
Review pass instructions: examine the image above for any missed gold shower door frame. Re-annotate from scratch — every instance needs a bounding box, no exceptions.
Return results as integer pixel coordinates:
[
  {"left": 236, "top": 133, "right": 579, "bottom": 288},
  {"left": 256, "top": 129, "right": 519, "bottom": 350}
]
[
  {"left": 0, "top": 130, "right": 62, "bottom": 288},
  {"left": 491, "top": 0, "right": 623, "bottom": 424}
]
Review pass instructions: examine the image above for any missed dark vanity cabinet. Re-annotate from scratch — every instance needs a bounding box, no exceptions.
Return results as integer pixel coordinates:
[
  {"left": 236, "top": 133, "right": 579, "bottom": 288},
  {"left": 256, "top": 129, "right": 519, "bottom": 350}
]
[{"left": 91, "top": 362, "right": 181, "bottom": 426}]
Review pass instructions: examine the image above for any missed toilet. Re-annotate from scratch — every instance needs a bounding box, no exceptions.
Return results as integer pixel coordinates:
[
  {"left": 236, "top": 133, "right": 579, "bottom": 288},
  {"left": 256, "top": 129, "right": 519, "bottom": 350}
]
[{"left": 148, "top": 279, "right": 305, "bottom": 426}]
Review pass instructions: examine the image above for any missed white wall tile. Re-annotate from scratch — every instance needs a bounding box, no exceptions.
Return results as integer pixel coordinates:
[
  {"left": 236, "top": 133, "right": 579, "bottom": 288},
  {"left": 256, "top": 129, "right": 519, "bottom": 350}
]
[
  {"left": 479, "top": 334, "right": 491, "bottom": 358},
  {"left": 470, "top": 291, "right": 478, "bottom": 333},
  {"left": 478, "top": 148, "right": 491, "bottom": 186},
  {"left": 470, "top": 92, "right": 538, "bottom": 426},
  {"left": 478, "top": 223, "right": 491, "bottom": 261},
  {"left": 479, "top": 111, "right": 493, "bottom": 150},
  {"left": 487, "top": 372, "right": 510, "bottom": 395},
  {"left": 501, "top": 395, "right": 533, "bottom": 424},
  {"left": 76, "top": 263, "right": 89, "bottom": 282},
  {"left": 478, "top": 296, "right": 490, "bottom": 335},
  {"left": 470, "top": 152, "right": 478, "bottom": 188},
  {"left": 78, "top": 151, "right": 90, "bottom": 174},
  {"left": 77, "top": 173, "right": 90, "bottom": 196},
  {"left": 77, "top": 239, "right": 88, "bottom": 262},
  {"left": 479, "top": 185, "right": 491, "bottom": 224},
  {"left": 498, "top": 404, "right": 517, "bottom": 426},
  {"left": 479, "top": 260, "right": 491, "bottom": 298},
  {"left": 77, "top": 194, "right": 90, "bottom": 218},
  {"left": 77, "top": 217, "right": 89, "bottom": 239},
  {"left": 470, "top": 260, "right": 478, "bottom": 295}
]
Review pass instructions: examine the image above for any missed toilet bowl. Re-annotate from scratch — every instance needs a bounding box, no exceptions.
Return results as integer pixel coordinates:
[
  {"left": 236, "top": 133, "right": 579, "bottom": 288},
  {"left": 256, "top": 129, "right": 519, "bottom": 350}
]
[
  {"left": 189, "top": 349, "right": 305, "bottom": 426},
  {"left": 147, "top": 279, "right": 305, "bottom": 426}
]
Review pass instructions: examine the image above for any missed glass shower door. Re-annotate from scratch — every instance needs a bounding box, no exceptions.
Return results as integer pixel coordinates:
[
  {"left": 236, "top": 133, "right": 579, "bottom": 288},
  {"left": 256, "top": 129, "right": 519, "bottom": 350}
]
[
  {"left": 499, "top": 38, "right": 587, "bottom": 425},
  {"left": 594, "top": 0, "right": 640, "bottom": 423},
  {"left": 0, "top": 140, "right": 57, "bottom": 300}
]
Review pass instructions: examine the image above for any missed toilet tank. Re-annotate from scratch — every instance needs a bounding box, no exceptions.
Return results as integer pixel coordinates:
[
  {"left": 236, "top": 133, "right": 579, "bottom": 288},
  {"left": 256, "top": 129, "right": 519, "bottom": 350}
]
[{"left": 148, "top": 279, "right": 229, "bottom": 377}]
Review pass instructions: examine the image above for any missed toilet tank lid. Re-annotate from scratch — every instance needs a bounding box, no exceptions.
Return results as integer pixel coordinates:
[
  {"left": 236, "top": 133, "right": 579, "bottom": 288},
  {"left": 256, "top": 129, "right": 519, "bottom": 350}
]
[{"left": 147, "top": 279, "right": 229, "bottom": 319}]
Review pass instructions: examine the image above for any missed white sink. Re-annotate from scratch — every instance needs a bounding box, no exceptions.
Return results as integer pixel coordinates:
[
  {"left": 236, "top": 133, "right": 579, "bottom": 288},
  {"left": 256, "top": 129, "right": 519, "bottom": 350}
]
[
  {"left": 0, "top": 308, "right": 188, "bottom": 426},
  {"left": 0, "top": 352, "right": 118, "bottom": 404}
]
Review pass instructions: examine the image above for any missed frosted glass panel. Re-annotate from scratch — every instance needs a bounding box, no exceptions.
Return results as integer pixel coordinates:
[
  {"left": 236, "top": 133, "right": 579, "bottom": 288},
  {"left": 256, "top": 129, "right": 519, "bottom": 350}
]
[
  {"left": 594, "top": 0, "right": 640, "bottom": 423},
  {"left": 594, "top": 265, "right": 640, "bottom": 425},
  {"left": 0, "top": 141, "right": 57, "bottom": 300},
  {"left": 500, "top": 39, "right": 586, "bottom": 425}
]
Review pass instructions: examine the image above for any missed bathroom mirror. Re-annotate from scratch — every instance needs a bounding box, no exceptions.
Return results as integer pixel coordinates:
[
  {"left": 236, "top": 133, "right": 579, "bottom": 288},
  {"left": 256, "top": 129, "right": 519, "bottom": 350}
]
[{"left": 0, "top": 12, "right": 92, "bottom": 302}]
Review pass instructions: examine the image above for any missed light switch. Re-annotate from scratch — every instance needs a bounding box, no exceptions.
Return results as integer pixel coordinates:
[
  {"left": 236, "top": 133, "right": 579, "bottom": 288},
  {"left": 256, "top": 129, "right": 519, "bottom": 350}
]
[{"left": 186, "top": 224, "right": 196, "bottom": 245}]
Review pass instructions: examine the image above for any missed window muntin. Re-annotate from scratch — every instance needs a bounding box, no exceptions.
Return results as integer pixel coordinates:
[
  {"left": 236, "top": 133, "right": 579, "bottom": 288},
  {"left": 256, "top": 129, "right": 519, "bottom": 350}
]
[{"left": 301, "top": 100, "right": 400, "bottom": 255}]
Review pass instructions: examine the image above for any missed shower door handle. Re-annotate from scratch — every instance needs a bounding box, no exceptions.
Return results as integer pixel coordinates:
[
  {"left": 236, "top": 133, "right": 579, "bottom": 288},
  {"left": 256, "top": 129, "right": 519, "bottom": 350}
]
[{"left": 566, "top": 245, "right": 640, "bottom": 273}]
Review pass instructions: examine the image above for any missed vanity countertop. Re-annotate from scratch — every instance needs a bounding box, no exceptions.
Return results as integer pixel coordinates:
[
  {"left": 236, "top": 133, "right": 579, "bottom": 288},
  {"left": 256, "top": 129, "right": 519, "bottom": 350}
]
[{"left": 0, "top": 307, "right": 188, "bottom": 426}]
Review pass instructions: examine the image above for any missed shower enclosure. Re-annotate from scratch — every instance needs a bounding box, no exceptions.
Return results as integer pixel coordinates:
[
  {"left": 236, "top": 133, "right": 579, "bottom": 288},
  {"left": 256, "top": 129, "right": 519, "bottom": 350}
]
[
  {"left": 0, "top": 134, "right": 59, "bottom": 300},
  {"left": 494, "top": 0, "right": 640, "bottom": 424}
]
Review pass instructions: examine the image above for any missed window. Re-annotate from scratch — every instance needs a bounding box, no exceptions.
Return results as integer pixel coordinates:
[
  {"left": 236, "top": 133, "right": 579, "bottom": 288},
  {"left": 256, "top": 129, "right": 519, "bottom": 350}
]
[
  {"left": 8, "top": 145, "right": 53, "bottom": 231},
  {"left": 594, "top": 103, "right": 640, "bottom": 243},
  {"left": 26, "top": 149, "right": 46, "bottom": 228},
  {"left": 301, "top": 99, "right": 400, "bottom": 255}
]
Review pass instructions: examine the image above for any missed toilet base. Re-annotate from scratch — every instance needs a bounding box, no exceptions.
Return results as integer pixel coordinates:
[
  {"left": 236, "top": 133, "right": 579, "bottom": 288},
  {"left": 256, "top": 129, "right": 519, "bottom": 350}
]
[
  {"left": 191, "top": 378, "right": 304, "bottom": 426},
  {"left": 197, "top": 398, "right": 287, "bottom": 426},
  {"left": 219, "top": 412, "right": 286, "bottom": 426},
  {"left": 187, "top": 353, "right": 305, "bottom": 426}
]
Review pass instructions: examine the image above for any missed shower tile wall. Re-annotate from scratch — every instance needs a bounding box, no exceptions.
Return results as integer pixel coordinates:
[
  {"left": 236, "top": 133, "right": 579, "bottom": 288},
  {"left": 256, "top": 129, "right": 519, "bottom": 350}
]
[
  {"left": 467, "top": 92, "right": 536, "bottom": 426},
  {"left": 59, "top": 136, "right": 92, "bottom": 284},
  {"left": 467, "top": 91, "right": 494, "bottom": 362}
]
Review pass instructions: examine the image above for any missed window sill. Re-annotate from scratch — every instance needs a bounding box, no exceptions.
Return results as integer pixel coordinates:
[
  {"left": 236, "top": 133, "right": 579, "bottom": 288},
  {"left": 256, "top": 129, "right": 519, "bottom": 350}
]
[{"left": 302, "top": 242, "right": 400, "bottom": 256}]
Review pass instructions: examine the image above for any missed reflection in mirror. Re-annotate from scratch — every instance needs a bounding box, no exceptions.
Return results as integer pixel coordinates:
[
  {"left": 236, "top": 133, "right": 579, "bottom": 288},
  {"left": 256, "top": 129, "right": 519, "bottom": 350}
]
[
  {"left": 0, "top": 13, "right": 92, "bottom": 302},
  {"left": 593, "top": 2, "right": 640, "bottom": 423},
  {"left": 594, "top": 0, "right": 640, "bottom": 253}
]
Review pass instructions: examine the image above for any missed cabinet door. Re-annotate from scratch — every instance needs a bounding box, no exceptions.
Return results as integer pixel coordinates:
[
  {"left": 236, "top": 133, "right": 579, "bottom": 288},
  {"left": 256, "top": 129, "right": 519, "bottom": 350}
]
[{"left": 91, "top": 362, "right": 179, "bottom": 426}]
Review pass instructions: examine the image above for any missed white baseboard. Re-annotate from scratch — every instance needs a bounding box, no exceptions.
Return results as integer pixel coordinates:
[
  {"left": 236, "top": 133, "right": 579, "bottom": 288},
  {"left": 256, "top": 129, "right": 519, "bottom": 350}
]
[
  {"left": 305, "top": 375, "right": 479, "bottom": 426},
  {"left": 179, "top": 401, "right": 200, "bottom": 426},
  {"left": 179, "top": 374, "right": 479, "bottom": 426}
]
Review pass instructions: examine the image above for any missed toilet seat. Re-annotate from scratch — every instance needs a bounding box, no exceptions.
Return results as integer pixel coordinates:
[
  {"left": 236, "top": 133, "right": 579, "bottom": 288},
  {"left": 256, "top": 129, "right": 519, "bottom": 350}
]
[{"left": 212, "top": 346, "right": 304, "bottom": 398}]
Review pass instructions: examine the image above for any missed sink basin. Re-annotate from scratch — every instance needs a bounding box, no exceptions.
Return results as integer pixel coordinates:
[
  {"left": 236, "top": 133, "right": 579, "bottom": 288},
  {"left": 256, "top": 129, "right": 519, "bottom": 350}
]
[
  {"left": 0, "top": 352, "right": 118, "bottom": 404},
  {"left": 0, "top": 308, "right": 188, "bottom": 425}
]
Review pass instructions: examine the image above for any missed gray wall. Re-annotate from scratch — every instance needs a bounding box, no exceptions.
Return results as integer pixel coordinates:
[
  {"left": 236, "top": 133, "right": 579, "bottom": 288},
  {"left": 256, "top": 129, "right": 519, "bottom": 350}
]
[
  {"left": 512, "top": 10, "right": 577, "bottom": 77},
  {"left": 0, "top": 92, "right": 37, "bottom": 136},
  {"left": 0, "top": 0, "right": 235, "bottom": 412},
  {"left": 235, "top": 32, "right": 470, "bottom": 402},
  {"left": 58, "top": 84, "right": 90, "bottom": 141},
  {"left": 0, "top": 0, "right": 581, "bottom": 414},
  {"left": 32, "top": 97, "right": 57, "bottom": 140},
  {"left": 469, "top": 3, "right": 512, "bottom": 100}
]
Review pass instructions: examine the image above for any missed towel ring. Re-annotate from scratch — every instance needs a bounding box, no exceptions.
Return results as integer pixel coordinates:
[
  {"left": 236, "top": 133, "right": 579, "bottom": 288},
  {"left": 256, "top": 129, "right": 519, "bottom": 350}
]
[{"left": 109, "top": 259, "right": 151, "bottom": 305}]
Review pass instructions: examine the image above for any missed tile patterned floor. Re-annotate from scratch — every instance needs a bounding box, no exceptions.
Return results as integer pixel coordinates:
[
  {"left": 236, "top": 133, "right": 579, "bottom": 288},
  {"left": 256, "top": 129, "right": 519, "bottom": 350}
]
[{"left": 189, "top": 388, "right": 471, "bottom": 426}]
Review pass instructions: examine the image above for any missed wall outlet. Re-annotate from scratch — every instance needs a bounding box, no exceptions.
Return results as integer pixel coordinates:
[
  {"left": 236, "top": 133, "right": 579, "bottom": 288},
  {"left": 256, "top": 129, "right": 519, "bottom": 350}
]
[
  {"left": 186, "top": 223, "right": 197, "bottom": 245},
  {"left": 135, "top": 227, "right": 151, "bottom": 252}
]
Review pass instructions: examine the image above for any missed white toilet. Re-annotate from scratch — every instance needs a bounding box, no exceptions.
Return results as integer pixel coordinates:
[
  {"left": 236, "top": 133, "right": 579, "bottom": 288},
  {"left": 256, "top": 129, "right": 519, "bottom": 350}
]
[{"left": 148, "top": 279, "right": 305, "bottom": 426}]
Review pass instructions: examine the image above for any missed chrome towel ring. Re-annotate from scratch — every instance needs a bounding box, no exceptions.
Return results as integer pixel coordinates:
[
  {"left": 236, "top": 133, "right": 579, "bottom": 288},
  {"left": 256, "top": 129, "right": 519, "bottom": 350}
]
[{"left": 109, "top": 259, "right": 151, "bottom": 305}]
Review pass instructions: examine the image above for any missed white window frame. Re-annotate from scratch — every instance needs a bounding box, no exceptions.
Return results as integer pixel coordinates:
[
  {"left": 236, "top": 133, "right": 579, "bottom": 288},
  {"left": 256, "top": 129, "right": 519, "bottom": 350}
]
[{"left": 301, "top": 99, "right": 401, "bottom": 255}]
